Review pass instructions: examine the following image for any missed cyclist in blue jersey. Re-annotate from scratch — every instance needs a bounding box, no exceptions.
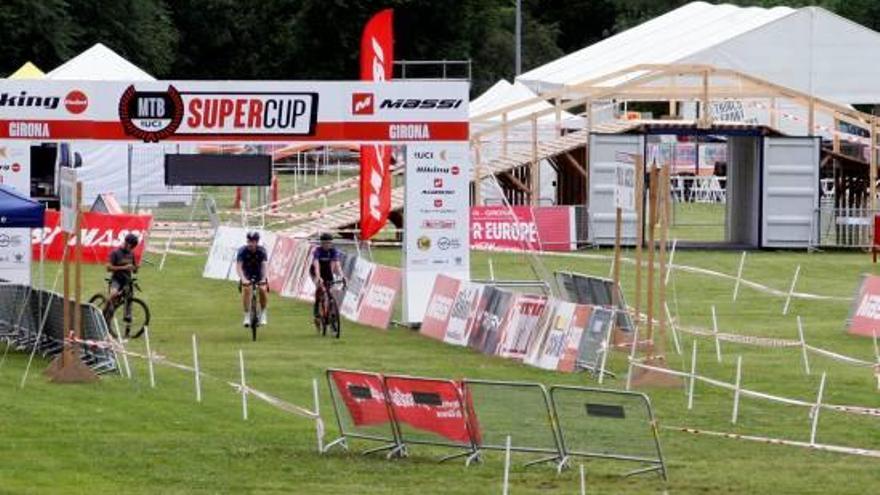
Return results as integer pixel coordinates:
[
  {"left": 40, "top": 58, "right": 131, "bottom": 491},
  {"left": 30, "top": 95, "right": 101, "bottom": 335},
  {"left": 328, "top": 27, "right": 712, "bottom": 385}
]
[
  {"left": 236, "top": 231, "right": 269, "bottom": 327},
  {"left": 310, "top": 233, "right": 345, "bottom": 329}
]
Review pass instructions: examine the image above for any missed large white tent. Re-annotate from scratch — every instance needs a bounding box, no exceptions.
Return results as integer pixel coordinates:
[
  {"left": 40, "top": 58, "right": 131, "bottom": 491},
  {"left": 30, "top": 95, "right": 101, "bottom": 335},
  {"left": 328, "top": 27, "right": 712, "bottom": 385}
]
[
  {"left": 517, "top": 2, "right": 880, "bottom": 105},
  {"left": 46, "top": 43, "right": 192, "bottom": 206}
]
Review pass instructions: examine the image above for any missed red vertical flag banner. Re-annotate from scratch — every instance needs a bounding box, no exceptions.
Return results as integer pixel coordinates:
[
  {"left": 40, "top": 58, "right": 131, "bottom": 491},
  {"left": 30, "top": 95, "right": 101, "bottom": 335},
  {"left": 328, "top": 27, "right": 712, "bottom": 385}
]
[{"left": 359, "top": 9, "right": 394, "bottom": 240}]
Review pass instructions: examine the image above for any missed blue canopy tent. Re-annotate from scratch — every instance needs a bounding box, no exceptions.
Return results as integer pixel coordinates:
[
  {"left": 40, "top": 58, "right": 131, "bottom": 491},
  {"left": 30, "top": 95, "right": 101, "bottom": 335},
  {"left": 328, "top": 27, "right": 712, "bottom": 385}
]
[{"left": 0, "top": 185, "right": 45, "bottom": 228}]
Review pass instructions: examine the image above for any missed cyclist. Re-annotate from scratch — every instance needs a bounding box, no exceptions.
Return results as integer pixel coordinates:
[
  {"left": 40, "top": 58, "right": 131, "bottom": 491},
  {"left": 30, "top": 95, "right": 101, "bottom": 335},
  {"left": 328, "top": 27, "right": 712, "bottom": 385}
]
[
  {"left": 310, "top": 233, "right": 345, "bottom": 329},
  {"left": 236, "top": 231, "right": 269, "bottom": 327},
  {"left": 107, "top": 233, "right": 139, "bottom": 303}
]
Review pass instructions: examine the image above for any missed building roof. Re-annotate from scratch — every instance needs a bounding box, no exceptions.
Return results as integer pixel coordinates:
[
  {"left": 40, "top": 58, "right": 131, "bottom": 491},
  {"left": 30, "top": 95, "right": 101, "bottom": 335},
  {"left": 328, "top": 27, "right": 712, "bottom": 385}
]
[
  {"left": 7, "top": 62, "right": 45, "bottom": 79},
  {"left": 47, "top": 43, "right": 155, "bottom": 81},
  {"left": 517, "top": 2, "right": 880, "bottom": 104}
]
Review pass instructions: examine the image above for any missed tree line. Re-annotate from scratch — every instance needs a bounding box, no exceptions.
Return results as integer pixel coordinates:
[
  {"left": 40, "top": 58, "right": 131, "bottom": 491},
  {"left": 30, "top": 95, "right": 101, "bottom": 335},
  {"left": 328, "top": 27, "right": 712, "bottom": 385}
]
[{"left": 2, "top": 0, "right": 879, "bottom": 94}]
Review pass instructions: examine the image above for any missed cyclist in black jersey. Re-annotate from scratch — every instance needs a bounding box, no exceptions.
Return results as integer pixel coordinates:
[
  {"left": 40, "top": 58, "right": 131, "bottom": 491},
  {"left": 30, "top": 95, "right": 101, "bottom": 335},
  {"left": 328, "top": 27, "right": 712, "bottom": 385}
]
[
  {"left": 236, "top": 231, "right": 269, "bottom": 326},
  {"left": 310, "top": 233, "right": 345, "bottom": 329}
]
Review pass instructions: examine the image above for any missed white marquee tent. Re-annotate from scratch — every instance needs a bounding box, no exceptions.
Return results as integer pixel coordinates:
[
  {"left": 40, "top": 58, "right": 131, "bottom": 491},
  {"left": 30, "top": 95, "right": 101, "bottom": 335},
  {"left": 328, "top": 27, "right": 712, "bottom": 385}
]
[
  {"left": 46, "top": 43, "right": 193, "bottom": 206},
  {"left": 517, "top": 2, "right": 880, "bottom": 106}
]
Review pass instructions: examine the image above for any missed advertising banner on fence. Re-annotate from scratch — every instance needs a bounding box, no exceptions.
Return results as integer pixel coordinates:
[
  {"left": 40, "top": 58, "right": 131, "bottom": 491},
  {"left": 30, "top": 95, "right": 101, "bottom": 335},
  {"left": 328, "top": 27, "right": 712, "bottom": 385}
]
[
  {"left": 266, "top": 234, "right": 298, "bottom": 292},
  {"left": 557, "top": 304, "right": 591, "bottom": 373},
  {"left": 420, "top": 274, "right": 461, "bottom": 341},
  {"left": 340, "top": 257, "right": 375, "bottom": 322},
  {"left": 0, "top": 140, "right": 31, "bottom": 193},
  {"left": 384, "top": 376, "right": 472, "bottom": 444},
  {"left": 330, "top": 370, "right": 392, "bottom": 427},
  {"left": 357, "top": 264, "right": 401, "bottom": 329},
  {"left": 578, "top": 306, "right": 614, "bottom": 370},
  {"left": 470, "top": 206, "right": 576, "bottom": 252},
  {"left": 35, "top": 210, "right": 152, "bottom": 264},
  {"left": 846, "top": 274, "right": 880, "bottom": 337},
  {"left": 203, "top": 226, "right": 247, "bottom": 280},
  {"left": 444, "top": 282, "right": 483, "bottom": 347},
  {"left": 281, "top": 240, "right": 316, "bottom": 301},
  {"left": 0, "top": 228, "right": 32, "bottom": 284},
  {"left": 403, "top": 142, "right": 470, "bottom": 323},
  {"left": 497, "top": 294, "right": 547, "bottom": 360}
]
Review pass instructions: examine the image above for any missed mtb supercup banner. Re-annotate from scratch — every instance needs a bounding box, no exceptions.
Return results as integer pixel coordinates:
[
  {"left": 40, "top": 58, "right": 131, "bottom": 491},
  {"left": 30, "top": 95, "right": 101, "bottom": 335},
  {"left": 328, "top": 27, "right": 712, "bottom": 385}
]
[{"left": 403, "top": 142, "right": 471, "bottom": 323}]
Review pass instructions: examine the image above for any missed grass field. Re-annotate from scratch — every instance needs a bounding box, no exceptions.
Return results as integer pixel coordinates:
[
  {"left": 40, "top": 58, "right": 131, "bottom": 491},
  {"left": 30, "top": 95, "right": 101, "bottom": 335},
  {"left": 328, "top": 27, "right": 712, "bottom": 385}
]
[{"left": 1, "top": 246, "right": 878, "bottom": 494}]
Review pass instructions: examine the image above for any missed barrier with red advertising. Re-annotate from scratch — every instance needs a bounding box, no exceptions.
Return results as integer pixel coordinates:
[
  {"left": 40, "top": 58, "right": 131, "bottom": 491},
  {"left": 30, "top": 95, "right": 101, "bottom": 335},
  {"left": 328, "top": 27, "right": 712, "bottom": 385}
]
[
  {"left": 470, "top": 206, "right": 576, "bottom": 252},
  {"left": 266, "top": 235, "right": 299, "bottom": 293},
  {"left": 357, "top": 264, "right": 401, "bottom": 329},
  {"left": 34, "top": 210, "right": 152, "bottom": 263},
  {"left": 846, "top": 274, "right": 880, "bottom": 337},
  {"left": 384, "top": 375, "right": 475, "bottom": 446},
  {"left": 420, "top": 274, "right": 462, "bottom": 341},
  {"left": 329, "top": 370, "right": 393, "bottom": 427}
]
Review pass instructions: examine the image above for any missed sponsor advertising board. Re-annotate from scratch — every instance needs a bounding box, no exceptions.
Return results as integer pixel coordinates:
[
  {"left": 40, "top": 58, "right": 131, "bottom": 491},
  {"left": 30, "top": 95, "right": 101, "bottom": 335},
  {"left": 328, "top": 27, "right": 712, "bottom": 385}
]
[
  {"left": 0, "top": 141, "right": 30, "bottom": 193},
  {"left": 847, "top": 274, "right": 880, "bottom": 337},
  {"left": 470, "top": 206, "right": 576, "bottom": 252},
  {"left": 384, "top": 376, "right": 472, "bottom": 444},
  {"left": 444, "top": 282, "right": 483, "bottom": 347},
  {"left": 420, "top": 274, "right": 461, "bottom": 341},
  {"left": 0, "top": 141, "right": 32, "bottom": 284},
  {"left": 357, "top": 264, "right": 401, "bottom": 329},
  {"left": 34, "top": 210, "right": 152, "bottom": 264},
  {"left": 496, "top": 294, "right": 547, "bottom": 360},
  {"left": 403, "top": 142, "right": 470, "bottom": 323}
]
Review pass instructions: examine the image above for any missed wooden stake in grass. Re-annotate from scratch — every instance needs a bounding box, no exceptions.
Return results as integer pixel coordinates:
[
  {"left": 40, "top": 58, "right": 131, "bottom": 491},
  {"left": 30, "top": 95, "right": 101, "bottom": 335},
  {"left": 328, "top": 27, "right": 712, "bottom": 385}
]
[
  {"left": 645, "top": 166, "right": 659, "bottom": 358},
  {"left": 732, "top": 251, "right": 747, "bottom": 302},
  {"left": 783, "top": 265, "right": 801, "bottom": 316},
  {"left": 731, "top": 355, "right": 743, "bottom": 424},
  {"left": 809, "top": 373, "right": 827, "bottom": 446},
  {"left": 634, "top": 154, "right": 645, "bottom": 329},
  {"left": 239, "top": 349, "right": 249, "bottom": 421},
  {"left": 796, "top": 316, "right": 811, "bottom": 376},
  {"left": 192, "top": 334, "right": 202, "bottom": 402},
  {"left": 711, "top": 305, "right": 722, "bottom": 363}
]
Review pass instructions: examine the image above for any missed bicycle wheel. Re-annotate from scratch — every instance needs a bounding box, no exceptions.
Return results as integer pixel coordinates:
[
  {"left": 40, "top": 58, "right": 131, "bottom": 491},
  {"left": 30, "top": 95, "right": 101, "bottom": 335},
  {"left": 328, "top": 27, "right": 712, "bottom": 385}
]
[
  {"left": 110, "top": 297, "right": 150, "bottom": 339},
  {"left": 330, "top": 299, "right": 341, "bottom": 339},
  {"left": 250, "top": 295, "right": 260, "bottom": 341}
]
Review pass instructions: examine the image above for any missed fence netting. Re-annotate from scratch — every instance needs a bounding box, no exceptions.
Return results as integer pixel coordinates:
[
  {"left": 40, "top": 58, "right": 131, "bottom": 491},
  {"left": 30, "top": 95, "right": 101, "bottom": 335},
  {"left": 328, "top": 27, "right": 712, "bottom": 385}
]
[{"left": 0, "top": 283, "right": 117, "bottom": 373}]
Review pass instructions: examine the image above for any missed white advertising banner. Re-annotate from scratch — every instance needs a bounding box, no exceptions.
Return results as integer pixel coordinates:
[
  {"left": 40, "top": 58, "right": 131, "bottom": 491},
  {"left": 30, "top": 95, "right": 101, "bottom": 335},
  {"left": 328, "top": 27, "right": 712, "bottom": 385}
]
[
  {"left": 60, "top": 167, "right": 77, "bottom": 234},
  {"left": 0, "top": 140, "right": 30, "bottom": 193},
  {"left": 0, "top": 228, "right": 32, "bottom": 284},
  {"left": 403, "top": 142, "right": 471, "bottom": 324},
  {"left": 203, "top": 226, "right": 248, "bottom": 280},
  {"left": 614, "top": 162, "right": 636, "bottom": 212}
]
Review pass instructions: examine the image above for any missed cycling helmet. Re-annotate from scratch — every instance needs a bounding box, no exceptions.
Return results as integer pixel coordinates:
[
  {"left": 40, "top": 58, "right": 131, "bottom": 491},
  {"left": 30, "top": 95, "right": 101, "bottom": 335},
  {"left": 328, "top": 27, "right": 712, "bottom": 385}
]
[
  {"left": 124, "top": 233, "right": 139, "bottom": 247},
  {"left": 319, "top": 233, "right": 333, "bottom": 242},
  {"left": 246, "top": 231, "right": 260, "bottom": 241}
]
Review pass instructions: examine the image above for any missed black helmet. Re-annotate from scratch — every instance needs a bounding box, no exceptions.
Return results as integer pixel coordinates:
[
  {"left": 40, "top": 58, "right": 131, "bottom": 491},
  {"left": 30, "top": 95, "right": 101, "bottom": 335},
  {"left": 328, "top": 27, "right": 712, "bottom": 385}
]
[
  {"left": 246, "top": 231, "right": 260, "bottom": 241},
  {"left": 124, "top": 233, "right": 139, "bottom": 247},
  {"left": 319, "top": 233, "right": 333, "bottom": 241}
]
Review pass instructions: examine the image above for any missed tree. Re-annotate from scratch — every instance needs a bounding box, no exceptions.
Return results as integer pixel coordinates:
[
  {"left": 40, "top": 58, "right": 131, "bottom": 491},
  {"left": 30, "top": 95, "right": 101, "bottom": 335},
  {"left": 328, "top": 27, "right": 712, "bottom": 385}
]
[{"left": 0, "top": 0, "right": 77, "bottom": 75}]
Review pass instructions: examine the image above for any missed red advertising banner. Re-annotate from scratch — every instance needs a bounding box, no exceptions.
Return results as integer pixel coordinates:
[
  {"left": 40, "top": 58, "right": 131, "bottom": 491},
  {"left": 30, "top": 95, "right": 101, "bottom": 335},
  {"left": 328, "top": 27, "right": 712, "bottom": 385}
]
[
  {"left": 266, "top": 234, "right": 298, "bottom": 293},
  {"left": 329, "top": 370, "right": 392, "bottom": 427},
  {"left": 420, "top": 274, "right": 461, "bottom": 340},
  {"left": 358, "top": 264, "right": 401, "bottom": 329},
  {"left": 847, "top": 274, "right": 880, "bottom": 337},
  {"left": 557, "top": 304, "right": 592, "bottom": 372},
  {"left": 470, "top": 206, "right": 575, "bottom": 252},
  {"left": 359, "top": 9, "right": 394, "bottom": 240},
  {"left": 384, "top": 376, "right": 472, "bottom": 444},
  {"left": 34, "top": 210, "right": 152, "bottom": 264}
]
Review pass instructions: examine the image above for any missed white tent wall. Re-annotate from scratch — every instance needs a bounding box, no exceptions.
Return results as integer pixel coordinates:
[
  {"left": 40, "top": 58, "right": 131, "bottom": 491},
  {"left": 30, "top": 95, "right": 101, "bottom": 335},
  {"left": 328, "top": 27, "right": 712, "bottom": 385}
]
[{"left": 70, "top": 142, "right": 195, "bottom": 208}]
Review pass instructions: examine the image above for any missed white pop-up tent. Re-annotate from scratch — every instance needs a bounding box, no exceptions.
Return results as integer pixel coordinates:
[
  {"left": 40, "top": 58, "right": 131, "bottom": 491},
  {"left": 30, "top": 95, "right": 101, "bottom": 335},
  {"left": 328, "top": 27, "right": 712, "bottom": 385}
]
[
  {"left": 517, "top": 2, "right": 880, "bottom": 106},
  {"left": 46, "top": 43, "right": 193, "bottom": 206}
]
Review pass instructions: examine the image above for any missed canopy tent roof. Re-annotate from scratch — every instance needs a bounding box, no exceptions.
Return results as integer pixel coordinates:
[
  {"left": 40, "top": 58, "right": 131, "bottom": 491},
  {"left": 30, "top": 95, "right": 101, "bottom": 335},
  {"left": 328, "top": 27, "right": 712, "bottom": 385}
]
[
  {"left": 0, "top": 185, "right": 45, "bottom": 228},
  {"left": 7, "top": 62, "right": 45, "bottom": 79},
  {"left": 470, "top": 79, "right": 583, "bottom": 125},
  {"left": 517, "top": 2, "right": 880, "bottom": 105},
  {"left": 47, "top": 43, "right": 155, "bottom": 81}
]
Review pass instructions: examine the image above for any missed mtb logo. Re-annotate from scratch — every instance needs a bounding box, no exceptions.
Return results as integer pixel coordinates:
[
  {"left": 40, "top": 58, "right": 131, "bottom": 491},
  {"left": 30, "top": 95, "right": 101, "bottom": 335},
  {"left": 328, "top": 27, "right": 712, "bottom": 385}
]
[
  {"left": 118, "top": 85, "right": 185, "bottom": 142},
  {"left": 352, "top": 93, "right": 374, "bottom": 115}
]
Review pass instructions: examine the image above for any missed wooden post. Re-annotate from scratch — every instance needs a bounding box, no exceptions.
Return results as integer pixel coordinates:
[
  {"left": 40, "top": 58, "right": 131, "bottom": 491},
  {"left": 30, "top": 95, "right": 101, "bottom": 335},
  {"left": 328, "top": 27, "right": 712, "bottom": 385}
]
[
  {"left": 646, "top": 166, "right": 659, "bottom": 358},
  {"left": 832, "top": 115, "right": 840, "bottom": 154},
  {"left": 634, "top": 154, "right": 645, "bottom": 327},
  {"left": 656, "top": 162, "right": 670, "bottom": 360},
  {"left": 612, "top": 206, "right": 623, "bottom": 338},
  {"left": 531, "top": 114, "right": 539, "bottom": 206},
  {"left": 62, "top": 230, "right": 70, "bottom": 354},
  {"left": 74, "top": 182, "right": 83, "bottom": 340}
]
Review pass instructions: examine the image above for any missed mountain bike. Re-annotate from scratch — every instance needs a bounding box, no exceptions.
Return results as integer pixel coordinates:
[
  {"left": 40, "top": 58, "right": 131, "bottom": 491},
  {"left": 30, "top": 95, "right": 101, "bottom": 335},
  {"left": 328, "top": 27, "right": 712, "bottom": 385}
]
[
  {"left": 240, "top": 278, "right": 266, "bottom": 342},
  {"left": 316, "top": 279, "right": 345, "bottom": 339},
  {"left": 89, "top": 277, "right": 151, "bottom": 339}
]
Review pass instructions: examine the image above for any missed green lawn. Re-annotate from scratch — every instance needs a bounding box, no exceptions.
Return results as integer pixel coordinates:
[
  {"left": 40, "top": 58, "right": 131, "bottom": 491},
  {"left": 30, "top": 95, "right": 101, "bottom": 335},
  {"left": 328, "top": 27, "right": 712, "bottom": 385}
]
[{"left": 0, "top": 247, "right": 878, "bottom": 494}]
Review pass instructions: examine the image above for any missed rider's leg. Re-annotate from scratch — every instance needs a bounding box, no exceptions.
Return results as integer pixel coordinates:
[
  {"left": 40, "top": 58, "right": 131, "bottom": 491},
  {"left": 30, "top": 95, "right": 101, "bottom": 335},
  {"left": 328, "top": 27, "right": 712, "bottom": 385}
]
[
  {"left": 258, "top": 285, "right": 268, "bottom": 324},
  {"left": 242, "top": 285, "right": 252, "bottom": 326},
  {"left": 312, "top": 287, "right": 322, "bottom": 329}
]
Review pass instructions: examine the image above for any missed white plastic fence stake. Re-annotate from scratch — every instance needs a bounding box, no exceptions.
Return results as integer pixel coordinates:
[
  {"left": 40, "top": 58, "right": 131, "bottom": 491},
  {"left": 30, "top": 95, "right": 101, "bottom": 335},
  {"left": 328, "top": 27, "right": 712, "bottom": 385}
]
[
  {"left": 502, "top": 435, "right": 511, "bottom": 495},
  {"left": 796, "top": 316, "right": 811, "bottom": 375},
  {"left": 873, "top": 330, "right": 880, "bottom": 391},
  {"left": 192, "top": 334, "right": 202, "bottom": 403},
  {"left": 313, "top": 378, "right": 324, "bottom": 453},
  {"left": 626, "top": 325, "right": 640, "bottom": 391},
  {"left": 809, "top": 373, "right": 827, "bottom": 446},
  {"left": 608, "top": 255, "right": 615, "bottom": 278},
  {"left": 664, "top": 301, "right": 682, "bottom": 355},
  {"left": 488, "top": 258, "right": 496, "bottom": 281},
  {"left": 579, "top": 464, "right": 586, "bottom": 495},
  {"left": 144, "top": 326, "right": 156, "bottom": 388},
  {"left": 598, "top": 312, "right": 614, "bottom": 385},
  {"left": 688, "top": 340, "right": 698, "bottom": 410},
  {"left": 732, "top": 251, "right": 746, "bottom": 302},
  {"left": 731, "top": 355, "right": 743, "bottom": 424},
  {"left": 239, "top": 349, "right": 249, "bottom": 421},
  {"left": 783, "top": 265, "right": 801, "bottom": 316},
  {"left": 711, "top": 305, "right": 722, "bottom": 363},
  {"left": 665, "top": 239, "right": 677, "bottom": 286}
]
